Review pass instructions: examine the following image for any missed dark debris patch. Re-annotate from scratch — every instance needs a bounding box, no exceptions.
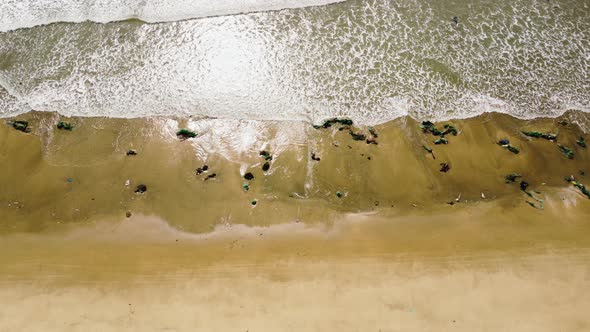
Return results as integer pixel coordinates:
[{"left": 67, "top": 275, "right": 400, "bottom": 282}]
[
  {"left": 439, "top": 163, "right": 450, "bottom": 173},
  {"left": 57, "top": 121, "right": 74, "bottom": 131},
  {"left": 176, "top": 129, "right": 197, "bottom": 139}
]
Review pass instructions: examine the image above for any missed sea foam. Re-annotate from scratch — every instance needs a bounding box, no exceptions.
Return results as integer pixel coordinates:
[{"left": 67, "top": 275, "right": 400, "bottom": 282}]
[{"left": 0, "top": 0, "right": 346, "bottom": 32}]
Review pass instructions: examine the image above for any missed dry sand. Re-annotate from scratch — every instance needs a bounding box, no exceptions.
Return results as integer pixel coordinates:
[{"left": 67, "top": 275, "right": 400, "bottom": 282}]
[{"left": 1, "top": 111, "right": 590, "bottom": 331}]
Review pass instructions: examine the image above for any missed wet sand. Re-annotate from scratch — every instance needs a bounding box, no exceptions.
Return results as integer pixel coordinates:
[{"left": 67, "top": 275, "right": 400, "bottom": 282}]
[{"left": 1, "top": 111, "right": 590, "bottom": 330}]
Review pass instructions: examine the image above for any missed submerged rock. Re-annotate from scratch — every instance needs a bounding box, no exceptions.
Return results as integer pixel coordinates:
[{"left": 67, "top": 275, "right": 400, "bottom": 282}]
[
  {"left": 557, "top": 144, "right": 574, "bottom": 159},
  {"left": 311, "top": 153, "right": 321, "bottom": 161},
  {"left": 126, "top": 149, "right": 137, "bottom": 156},
  {"left": 439, "top": 163, "right": 450, "bottom": 173},
  {"left": 244, "top": 172, "right": 254, "bottom": 180},
  {"left": 262, "top": 162, "right": 270, "bottom": 172}
]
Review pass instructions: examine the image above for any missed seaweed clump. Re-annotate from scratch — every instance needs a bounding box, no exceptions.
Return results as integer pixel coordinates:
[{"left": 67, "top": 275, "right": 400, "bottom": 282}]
[
  {"left": 577, "top": 136, "right": 586, "bottom": 148},
  {"left": 521, "top": 131, "right": 557, "bottom": 141},
  {"left": 9, "top": 120, "right": 30, "bottom": 133},
  {"left": 505, "top": 173, "right": 522, "bottom": 183},
  {"left": 557, "top": 144, "right": 574, "bottom": 159},
  {"left": 57, "top": 121, "right": 74, "bottom": 131},
  {"left": 313, "top": 118, "right": 353, "bottom": 129},
  {"left": 176, "top": 129, "right": 197, "bottom": 139},
  {"left": 565, "top": 176, "right": 590, "bottom": 199}
]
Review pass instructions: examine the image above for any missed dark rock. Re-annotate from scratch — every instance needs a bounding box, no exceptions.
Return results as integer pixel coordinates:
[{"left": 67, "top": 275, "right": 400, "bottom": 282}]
[
  {"left": 126, "top": 149, "right": 137, "bottom": 156},
  {"left": 262, "top": 162, "right": 270, "bottom": 171},
  {"left": 251, "top": 200, "right": 257, "bottom": 206},
  {"left": 126, "top": 211, "right": 132, "bottom": 218},
  {"left": 244, "top": 172, "right": 254, "bottom": 180},
  {"left": 196, "top": 165, "right": 209, "bottom": 175},
  {"left": 311, "top": 153, "right": 321, "bottom": 161},
  {"left": 519, "top": 181, "right": 529, "bottom": 191},
  {"left": 336, "top": 191, "right": 343, "bottom": 198},
  {"left": 577, "top": 136, "right": 586, "bottom": 148},
  {"left": 205, "top": 173, "right": 217, "bottom": 181},
  {"left": 498, "top": 139, "right": 510, "bottom": 145},
  {"left": 135, "top": 184, "right": 147, "bottom": 193},
  {"left": 440, "top": 163, "right": 450, "bottom": 173}
]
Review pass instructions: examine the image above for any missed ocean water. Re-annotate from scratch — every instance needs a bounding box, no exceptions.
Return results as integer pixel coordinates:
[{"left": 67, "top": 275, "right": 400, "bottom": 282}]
[{"left": 0, "top": 0, "right": 588, "bottom": 124}]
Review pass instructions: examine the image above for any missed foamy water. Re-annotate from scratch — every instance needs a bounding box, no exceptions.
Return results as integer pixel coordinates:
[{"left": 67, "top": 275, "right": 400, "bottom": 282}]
[
  {"left": 0, "top": 0, "right": 346, "bottom": 32},
  {"left": 0, "top": 0, "right": 588, "bottom": 124}
]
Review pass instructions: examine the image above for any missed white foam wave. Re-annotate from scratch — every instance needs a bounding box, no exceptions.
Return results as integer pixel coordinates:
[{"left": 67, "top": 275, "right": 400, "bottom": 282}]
[{"left": 0, "top": 0, "right": 346, "bottom": 32}]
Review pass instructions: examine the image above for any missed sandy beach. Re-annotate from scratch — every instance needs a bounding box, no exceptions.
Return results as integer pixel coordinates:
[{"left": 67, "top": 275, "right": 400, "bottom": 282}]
[{"left": 1, "top": 111, "right": 590, "bottom": 330}]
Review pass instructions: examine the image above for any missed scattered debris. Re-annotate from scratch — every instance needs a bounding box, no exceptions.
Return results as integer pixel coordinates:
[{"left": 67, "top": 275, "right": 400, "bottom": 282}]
[
  {"left": 557, "top": 144, "right": 574, "bottom": 159},
  {"left": 204, "top": 173, "right": 217, "bottom": 181},
  {"left": 262, "top": 162, "right": 270, "bottom": 172},
  {"left": 577, "top": 136, "right": 586, "bottom": 148},
  {"left": 56, "top": 121, "right": 74, "bottom": 131},
  {"left": 434, "top": 137, "right": 448, "bottom": 145},
  {"left": 505, "top": 173, "right": 522, "bottom": 183},
  {"left": 10, "top": 120, "right": 30, "bottom": 133},
  {"left": 349, "top": 130, "right": 367, "bottom": 141},
  {"left": 423, "top": 145, "right": 436, "bottom": 159},
  {"left": 311, "top": 153, "right": 321, "bottom": 161},
  {"left": 521, "top": 131, "right": 557, "bottom": 141},
  {"left": 135, "top": 184, "right": 147, "bottom": 193},
  {"left": 440, "top": 163, "right": 450, "bottom": 173},
  {"left": 176, "top": 129, "right": 197, "bottom": 139},
  {"left": 126, "top": 149, "right": 137, "bottom": 156},
  {"left": 259, "top": 150, "right": 272, "bottom": 161},
  {"left": 244, "top": 172, "right": 254, "bottom": 180},
  {"left": 313, "top": 118, "right": 353, "bottom": 129}
]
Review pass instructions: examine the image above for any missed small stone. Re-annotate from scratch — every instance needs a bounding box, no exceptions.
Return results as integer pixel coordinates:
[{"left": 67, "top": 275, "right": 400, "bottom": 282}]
[
  {"left": 311, "top": 153, "right": 321, "bottom": 161},
  {"left": 251, "top": 200, "right": 257, "bottom": 206},
  {"left": 126, "top": 211, "right": 132, "bottom": 218},
  {"left": 262, "top": 162, "right": 270, "bottom": 172},
  {"left": 244, "top": 172, "right": 254, "bottom": 180},
  {"left": 135, "top": 184, "right": 147, "bottom": 193},
  {"left": 520, "top": 181, "right": 529, "bottom": 191},
  {"left": 336, "top": 191, "right": 343, "bottom": 198},
  {"left": 242, "top": 182, "right": 250, "bottom": 191},
  {"left": 499, "top": 139, "right": 510, "bottom": 146},
  {"left": 205, "top": 173, "right": 217, "bottom": 181},
  {"left": 440, "top": 163, "right": 450, "bottom": 173},
  {"left": 126, "top": 149, "right": 137, "bottom": 156}
]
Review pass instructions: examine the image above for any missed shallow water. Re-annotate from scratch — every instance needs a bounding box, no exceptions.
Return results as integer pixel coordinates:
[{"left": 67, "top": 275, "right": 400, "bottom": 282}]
[{"left": 0, "top": 0, "right": 588, "bottom": 123}]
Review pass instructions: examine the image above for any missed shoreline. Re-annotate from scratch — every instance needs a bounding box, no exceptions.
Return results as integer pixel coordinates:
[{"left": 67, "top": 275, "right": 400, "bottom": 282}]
[{"left": 2, "top": 110, "right": 590, "bottom": 330}]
